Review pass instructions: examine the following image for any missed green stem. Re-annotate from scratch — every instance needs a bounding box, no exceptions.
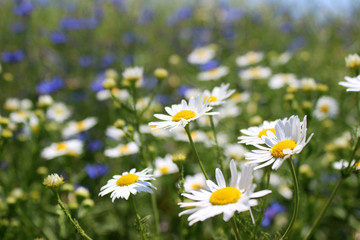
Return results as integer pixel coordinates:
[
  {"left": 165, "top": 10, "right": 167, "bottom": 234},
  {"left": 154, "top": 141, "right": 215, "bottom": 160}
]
[
  {"left": 151, "top": 193, "right": 160, "bottom": 237},
  {"left": 54, "top": 191, "right": 92, "bottom": 240},
  {"left": 110, "top": 91, "right": 133, "bottom": 113},
  {"left": 178, "top": 163, "right": 185, "bottom": 240},
  {"left": 280, "top": 159, "right": 299, "bottom": 240},
  {"left": 304, "top": 177, "right": 345, "bottom": 240},
  {"left": 254, "top": 169, "right": 271, "bottom": 238},
  {"left": 209, "top": 115, "right": 224, "bottom": 173},
  {"left": 139, "top": 80, "right": 162, "bottom": 117},
  {"left": 231, "top": 217, "right": 242, "bottom": 240},
  {"left": 129, "top": 195, "right": 148, "bottom": 240},
  {"left": 184, "top": 125, "right": 209, "bottom": 180}
]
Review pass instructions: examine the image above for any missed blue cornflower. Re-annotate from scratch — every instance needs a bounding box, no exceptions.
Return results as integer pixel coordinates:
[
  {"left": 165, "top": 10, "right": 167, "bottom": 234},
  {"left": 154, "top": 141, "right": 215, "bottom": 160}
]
[
  {"left": 50, "top": 32, "right": 67, "bottom": 44},
  {"left": 262, "top": 202, "right": 286, "bottom": 227},
  {"left": 78, "top": 56, "right": 93, "bottom": 68},
  {"left": 36, "top": 76, "right": 63, "bottom": 94},
  {"left": 1, "top": 50, "right": 25, "bottom": 63},
  {"left": 198, "top": 60, "right": 219, "bottom": 71},
  {"left": 87, "top": 140, "right": 104, "bottom": 152},
  {"left": 13, "top": 0, "right": 34, "bottom": 16},
  {"left": 85, "top": 163, "right": 109, "bottom": 179},
  {"left": 101, "top": 54, "right": 115, "bottom": 68},
  {"left": 90, "top": 73, "right": 106, "bottom": 92},
  {"left": 10, "top": 22, "right": 26, "bottom": 34}
]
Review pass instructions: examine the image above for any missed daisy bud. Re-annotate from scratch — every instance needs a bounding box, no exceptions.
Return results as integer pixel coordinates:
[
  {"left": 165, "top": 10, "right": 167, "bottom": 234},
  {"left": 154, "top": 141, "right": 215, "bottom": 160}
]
[
  {"left": 37, "top": 95, "right": 54, "bottom": 108},
  {"left": 61, "top": 183, "right": 74, "bottom": 193},
  {"left": 171, "top": 153, "right": 187, "bottom": 163},
  {"left": 102, "top": 78, "right": 116, "bottom": 89},
  {"left": 1, "top": 129, "right": 13, "bottom": 139},
  {"left": 316, "top": 83, "right": 328, "bottom": 92},
  {"left": 43, "top": 173, "right": 64, "bottom": 190},
  {"left": 113, "top": 119, "right": 125, "bottom": 129},
  {"left": 154, "top": 68, "right": 168, "bottom": 79},
  {"left": 105, "top": 69, "right": 118, "bottom": 79},
  {"left": 0, "top": 116, "right": 10, "bottom": 126}
]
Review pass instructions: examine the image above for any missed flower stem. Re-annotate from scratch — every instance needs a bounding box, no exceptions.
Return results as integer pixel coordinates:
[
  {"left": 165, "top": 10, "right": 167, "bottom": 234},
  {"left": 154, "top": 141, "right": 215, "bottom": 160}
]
[
  {"left": 54, "top": 191, "right": 93, "bottom": 240},
  {"left": 304, "top": 177, "right": 345, "bottom": 240},
  {"left": 184, "top": 125, "right": 209, "bottom": 180},
  {"left": 209, "top": 115, "right": 224, "bottom": 173},
  {"left": 129, "top": 195, "right": 148, "bottom": 240},
  {"left": 151, "top": 193, "right": 160, "bottom": 237},
  {"left": 254, "top": 169, "right": 271, "bottom": 238},
  {"left": 231, "top": 217, "right": 242, "bottom": 240},
  {"left": 280, "top": 159, "right": 299, "bottom": 240}
]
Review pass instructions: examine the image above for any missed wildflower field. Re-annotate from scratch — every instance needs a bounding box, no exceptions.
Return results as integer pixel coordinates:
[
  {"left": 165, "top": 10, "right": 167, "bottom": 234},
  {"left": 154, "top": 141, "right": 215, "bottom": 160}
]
[{"left": 1, "top": 0, "right": 360, "bottom": 239}]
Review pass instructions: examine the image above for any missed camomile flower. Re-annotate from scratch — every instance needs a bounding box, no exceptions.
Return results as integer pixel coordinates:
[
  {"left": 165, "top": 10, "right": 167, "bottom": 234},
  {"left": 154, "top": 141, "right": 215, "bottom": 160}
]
[
  {"left": 148, "top": 94, "right": 218, "bottom": 130},
  {"left": 99, "top": 168, "right": 156, "bottom": 202},
  {"left": 46, "top": 102, "right": 71, "bottom": 123},
  {"left": 187, "top": 45, "right": 216, "bottom": 65},
  {"left": 41, "top": 139, "right": 83, "bottom": 160},
  {"left": 224, "top": 144, "right": 248, "bottom": 162},
  {"left": 104, "top": 142, "right": 139, "bottom": 158},
  {"left": 140, "top": 124, "right": 171, "bottom": 138},
  {"left": 245, "top": 115, "right": 313, "bottom": 170},
  {"left": 313, "top": 96, "right": 339, "bottom": 120},
  {"left": 96, "top": 88, "right": 130, "bottom": 101},
  {"left": 268, "top": 73, "right": 298, "bottom": 89},
  {"left": 62, "top": 117, "right": 97, "bottom": 138},
  {"left": 153, "top": 154, "right": 179, "bottom": 177},
  {"left": 238, "top": 120, "right": 278, "bottom": 146},
  {"left": 333, "top": 160, "right": 360, "bottom": 171},
  {"left": 184, "top": 173, "right": 207, "bottom": 192},
  {"left": 106, "top": 126, "right": 126, "bottom": 140},
  {"left": 299, "top": 78, "right": 317, "bottom": 92},
  {"left": 4, "top": 98, "right": 20, "bottom": 111},
  {"left": 198, "top": 66, "right": 229, "bottom": 81},
  {"left": 202, "top": 83, "right": 235, "bottom": 106},
  {"left": 9, "top": 110, "right": 32, "bottom": 124},
  {"left": 236, "top": 51, "right": 264, "bottom": 67},
  {"left": 178, "top": 160, "right": 271, "bottom": 226},
  {"left": 339, "top": 75, "right": 360, "bottom": 92},
  {"left": 270, "top": 52, "right": 292, "bottom": 66},
  {"left": 239, "top": 66, "right": 271, "bottom": 80},
  {"left": 345, "top": 53, "right": 360, "bottom": 69}
]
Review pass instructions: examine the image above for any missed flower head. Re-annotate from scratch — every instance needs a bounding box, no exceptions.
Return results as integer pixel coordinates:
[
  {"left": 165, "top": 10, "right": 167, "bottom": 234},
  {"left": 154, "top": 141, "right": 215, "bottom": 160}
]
[
  {"left": 236, "top": 51, "right": 264, "bottom": 67},
  {"left": 41, "top": 139, "right": 83, "bottom": 160},
  {"left": 153, "top": 154, "right": 179, "bottom": 177},
  {"left": 104, "top": 142, "right": 139, "bottom": 158},
  {"left": 43, "top": 173, "right": 64, "bottom": 189},
  {"left": 313, "top": 96, "right": 339, "bottom": 120},
  {"left": 239, "top": 66, "right": 271, "bottom": 80},
  {"left": 187, "top": 45, "right": 215, "bottom": 65},
  {"left": 345, "top": 54, "right": 360, "bottom": 69},
  {"left": 238, "top": 120, "right": 278, "bottom": 146},
  {"left": 339, "top": 75, "right": 360, "bottom": 92},
  {"left": 202, "top": 83, "right": 235, "bottom": 106},
  {"left": 198, "top": 66, "right": 229, "bottom": 81},
  {"left": 62, "top": 117, "right": 97, "bottom": 138}
]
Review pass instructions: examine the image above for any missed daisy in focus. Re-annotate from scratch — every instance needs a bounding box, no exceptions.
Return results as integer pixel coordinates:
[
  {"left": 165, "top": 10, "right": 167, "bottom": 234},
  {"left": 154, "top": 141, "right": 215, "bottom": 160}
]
[
  {"left": 99, "top": 168, "right": 156, "bottom": 202},
  {"left": 153, "top": 154, "right": 179, "bottom": 177},
  {"left": 202, "top": 83, "right": 235, "bottom": 106},
  {"left": 239, "top": 66, "right": 272, "bottom": 80},
  {"left": 236, "top": 51, "right": 264, "bottom": 67},
  {"left": 245, "top": 116, "right": 313, "bottom": 170},
  {"left": 313, "top": 96, "right": 339, "bottom": 120},
  {"left": 238, "top": 120, "right": 278, "bottom": 146},
  {"left": 187, "top": 45, "right": 216, "bottom": 65},
  {"left": 198, "top": 66, "right": 229, "bottom": 81},
  {"left": 339, "top": 75, "right": 360, "bottom": 92},
  {"left": 104, "top": 142, "right": 139, "bottom": 158},
  {"left": 148, "top": 94, "right": 218, "bottom": 130},
  {"left": 62, "top": 117, "right": 97, "bottom": 138},
  {"left": 41, "top": 139, "right": 83, "bottom": 160},
  {"left": 178, "top": 160, "right": 271, "bottom": 226}
]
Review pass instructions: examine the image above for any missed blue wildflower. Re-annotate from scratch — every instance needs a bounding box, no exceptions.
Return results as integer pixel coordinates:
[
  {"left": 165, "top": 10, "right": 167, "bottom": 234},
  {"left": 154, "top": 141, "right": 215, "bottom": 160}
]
[
  {"left": 101, "top": 54, "right": 115, "bottom": 68},
  {"left": 13, "top": 0, "right": 34, "bottom": 16},
  {"left": 50, "top": 32, "right": 67, "bottom": 44},
  {"left": 85, "top": 163, "right": 109, "bottom": 179},
  {"left": 198, "top": 60, "right": 218, "bottom": 71},
  {"left": 261, "top": 202, "right": 286, "bottom": 227},
  {"left": 36, "top": 76, "right": 63, "bottom": 94},
  {"left": 10, "top": 22, "right": 26, "bottom": 34},
  {"left": 78, "top": 56, "right": 93, "bottom": 68},
  {"left": 1, "top": 50, "right": 25, "bottom": 63},
  {"left": 90, "top": 73, "right": 106, "bottom": 92},
  {"left": 87, "top": 140, "right": 104, "bottom": 152}
]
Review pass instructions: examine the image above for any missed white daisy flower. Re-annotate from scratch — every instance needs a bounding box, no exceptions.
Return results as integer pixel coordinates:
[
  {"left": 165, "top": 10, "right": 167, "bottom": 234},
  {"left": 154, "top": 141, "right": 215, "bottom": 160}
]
[
  {"left": 269, "top": 174, "right": 293, "bottom": 199},
  {"left": 245, "top": 115, "right": 313, "bottom": 170},
  {"left": 99, "top": 168, "right": 156, "bottom": 202},
  {"left": 9, "top": 110, "right": 32, "bottom": 123},
  {"left": 183, "top": 88, "right": 202, "bottom": 100},
  {"left": 224, "top": 144, "right": 248, "bottom": 161},
  {"left": 46, "top": 102, "right": 71, "bottom": 123},
  {"left": 153, "top": 154, "right": 179, "bottom": 177},
  {"left": 41, "top": 139, "right": 83, "bottom": 160},
  {"left": 148, "top": 94, "right": 218, "bottom": 130},
  {"left": 106, "top": 126, "right": 126, "bottom": 140},
  {"left": 313, "top": 96, "right": 339, "bottom": 120},
  {"left": 187, "top": 45, "right": 216, "bottom": 65},
  {"left": 96, "top": 88, "right": 130, "bottom": 101},
  {"left": 345, "top": 53, "right": 360, "bottom": 69},
  {"left": 20, "top": 99, "right": 33, "bottom": 110},
  {"left": 270, "top": 52, "right": 292, "bottom": 66},
  {"left": 184, "top": 173, "right": 206, "bottom": 192},
  {"left": 339, "top": 75, "right": 360, "bottom": 92},
  {"left": 236, "top": 51, "right": 264, "bottom": 67},
  {"left": 239, "top": 66, "right": 271, "bottom": 80},
  {"left": 299, "top": 78, "right": 317, "bottom": 92},
  {"left": 218, "top": 102, "right": 242, "bottom": 119},
  {"left": 4, "top": 98, "right": 20, "bottom": 111},
  {"left": 178, "top": 160, "right": 271, "bottom": 226},
  {"left": 104, "top": 142, "right": 139, "bottom": 158},
  {"left": 122, "top": 66, "right": 143, "bottom": 82},
  {"left": 37, "top": 95, "right": 54, "bottom": 108},
  {"left": 198, "top": 66, "right": 229, "bottom": 81},
  {"left": 333, "top": 160, "right": 360, "bottom": 171},
  {"left": 62, "top": 117, "right": 97, "bottom": 138},
  {"left": 202, "top": 83, "right": 235, "bottom": 106},
  {"left": 268, "top": 73, "right": 298, "bottom": 89},
  {"left": 238, "top": 120, "right": 278, "bottom": 146},
  {"left": 230, "top": 92, "right": 251, "bottom": 103}
]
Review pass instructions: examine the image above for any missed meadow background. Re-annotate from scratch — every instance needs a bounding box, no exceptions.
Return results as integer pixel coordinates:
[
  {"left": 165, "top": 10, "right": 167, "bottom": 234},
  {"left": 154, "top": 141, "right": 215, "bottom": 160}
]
[{"left": 1, "top": 0, "right": 360, "bottom": 239}]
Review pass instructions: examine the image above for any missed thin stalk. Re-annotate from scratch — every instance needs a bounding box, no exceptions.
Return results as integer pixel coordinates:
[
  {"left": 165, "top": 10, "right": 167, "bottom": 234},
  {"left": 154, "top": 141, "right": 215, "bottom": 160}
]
[
  {"left": 184, "top": 125, "right": 209, "bottom": 180},
  {"left": 129, "top": 195, "right": 148, "bottom": 240},
  {"left": 151, "top": 193, "right": 160, "bottom": 237},
  {"left": 254, "top": 169, "right": 271, "bottom": 238},
  {"left": 178, "top": 163, "right": 185, "bottom": 240},
  {"left": 139, "top": 80, "right": 163, "bottom": 117},
  {"left": 54, "top": 191, "right": 92, "bottom": 240},
  {"left": 110, "top": 91, "right": 133, "bottom": 113},
  {"left": 231, "top": 217, "right": 242, "bottom": 240},
  {"left": 280, "top": 159, "right": 299, "bottom": 240},
  {"left": 209, "top": 115, "right": 224, "bottom": 173}
]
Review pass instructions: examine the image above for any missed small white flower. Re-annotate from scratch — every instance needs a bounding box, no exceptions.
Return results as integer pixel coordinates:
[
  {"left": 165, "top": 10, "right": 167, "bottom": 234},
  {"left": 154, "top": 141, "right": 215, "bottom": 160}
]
[
  {"left": 37, "top": 95, "right": 54, "bottom": 107},
  {"left": 198, "top": 66, "right": 229, "bottom": 81},
  {"left": 339, "top": 75, "right": 360, "bottom": 92},
  {"left": 268, "top": 73, "right": 298, "bottom": 89},
  {"left": 236, "top": 51, "right": 264, "bottom": 67},
  {"left": 43, "top": 173, "right": 64, "bottom": 189},
  {"left": 345, "top": 54, "right": 360, "bottom": 69},
  {"left": 62, "top": 117, "right": 97, "bottom": 138},
  {"left": 299, "top": 78, "right": 317, "bottom": 91},
  {"left": 4, "top": 98, "right": 20, "bottom": 111},
  {"left": 187, "top": 45, "right": 215, "bottom": 65},
  {"left": 41, "top": 139, "right": 83, "bottom": 160},
  {"left": 238, "top": 120, "right": 278, "bottom": 146},
  {"left": 224, "top": 144, "right": 248, "bottom": 161},
  {"left": 96, "top": 88, "right": 130, "bottom": 101},
  {"left": 99, "top": 168, "right": 156, "bottom": 201},
  {"left": 153, "top": 154, "right": 179, "bottom": 177},
  {"left": 122, "top": 66, "right": 143, "bottom": 82},
  {"left": 239, "top": 66, "right": 271, "bottom": 80},
  {"left": 184, "top": 173, "right": 206, "bottom": 192},
  {"left": 104, "top": 142, "right": 139, "bottom": 158},
  {"left": 202, "top": 83, "right": 235, "bottom": 106},
  {"left": 313, "top": 96, "right": 339, "bottom": 120},
  {"left": 173, "top": 129, "right": 208, "bottom": 143},
  {"left": 178, "top": 160, "right": 271, "bottom": 226},
  {"left": 106, "top": 126, "right": 126, "bottom": 140},
  {"left": 46, "top": 102, "right": 71, "bottom": 123}
]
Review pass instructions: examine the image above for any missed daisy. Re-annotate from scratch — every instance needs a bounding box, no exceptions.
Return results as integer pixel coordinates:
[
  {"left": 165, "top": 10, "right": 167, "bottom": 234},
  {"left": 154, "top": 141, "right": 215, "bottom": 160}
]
[
  {"left": 62, "top": 117, "right": 97, "bottom": 138},
  {"left": 187, "top": 45, "right": 216, "bottom": 65},
  {"left": 339, "top": 75, "right": 360, "bottom": 92},
  {"left": 313, "top": 96, "right": 339, "bottom": 120},
  {"left": 46, "top": 102, "right": 71, "bottom": 123},
  {"left": 4, "top": 98, "right": 20, "bottom": 111},
  {"left": 153, "top": 154, "right": 179, "bottom": 177},
  {"left": 184, "top": 173, "right": 207, "bottom": 192},
  {"left": 140, "top": 124, "right": 171, "bottom": 138},
  {"left": 238, "top": 120, "right": 278, "bottom": 146},
  {"left": 224, "top": 144, "right": 248, "bottom": 162},
  {"left": 268, "top": 73, "right": 298, "bottom": 89},
  {"left": 41, "top": 139, "right": 83, "bottom": 160},
  {"left": 202, "top": 83, "right": 235, "bottom": 106},
  {"left": 333, "top": 160, "right": 360, "bottom": 171},
  {"left": 198, "top": 66, "right": 229, "bottom": 81},
  {"left": 37, "top": 95, "right": 54, "bottom": 108},
  {"left": 99, "top": 168, "right": 156, "bottom": 202},
  {"left": 345, "top": 53, "right": 360, "bottom": 69},
  {"left": 148, "top": 94, "right": 218, "bottom": 130},
  {"left": 245, "top": 115, "right": 313, "bottom": 170},
  {"left": 122, "top": 66, "right": 144, "bottom": 87},
  {"left": 299, "top": 78, "right": 317, "bottom": 92},
  {"left": 96, "top": 88, "right": 130, "bottom": 101},
  {"left": 217, "top": 102, "right": 242, "bottom": 119},
  {"left": 104, "top": 142, "right": 139, "bottom": 158},
  {"left": 236, "top": 51, "right": 264, "bottom": 67},
  {"left": 270, "top": 52, "right": 292, "bottom": 66},
  {"left": 106, "top": 126, "right": 126, "bottom": 140},
  {"left": 239, "top": 66, "right": 271, "bottom": 80},
  {"left": 178, "top": 160, "right": 271, "bottom": 226}
]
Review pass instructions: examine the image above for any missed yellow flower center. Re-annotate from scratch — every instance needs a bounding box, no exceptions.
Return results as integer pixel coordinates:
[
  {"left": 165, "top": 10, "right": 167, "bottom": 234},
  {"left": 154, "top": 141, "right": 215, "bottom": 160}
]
[
  {"left": 191, "top": 183, "right": 203, "bottom": 190},
  {"left": 209, "top": 187, "right": 241, "bottom": 205},
  {"left": 247, "top": 52, "right": 258, "bottom": 63},
  {"left": 54, "top": 107, "right": 64, "bottom": 115},
  {"left": 355, "top": 162, "right": 360, "bottom": 169},
  {"left": 119, "top": 145, "right": 130, "bottom": 154},
  {"left": 56, "top": 142, "right": 67, "bottom": 151},
  {"left": 258, "top": 128, "right": 276, "bottom": 138},
  {"left": 77, "top": 121, "right": 85, "bottom": 131},
  {"left": 250, "top": 68, "right": 261, "bottom": 78},
  {"left": 172, "top": 110, "right": 196, "bottom": 122},
  {"left": 204, "top": 95, "right": 218, "bottom": 103},
  {"left": 116, "top": 174, "right": 139, "bottom": 186},
  {"left": 271, "top": 140, "right": 297, "bottom": 158},
  {"left": 320, "top": 105, "right": 329, "bottom": 113},
  {"left": 159, "top": 166, "right": 170, "bottom": 174}
]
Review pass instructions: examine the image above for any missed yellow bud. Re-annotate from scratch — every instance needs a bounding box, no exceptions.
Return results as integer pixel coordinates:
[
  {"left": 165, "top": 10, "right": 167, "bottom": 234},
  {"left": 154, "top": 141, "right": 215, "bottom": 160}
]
[
  {"left": 102, "top": 78, "right": 116, "bottom": 89},
  {"left": 1, "top": 129, "right": 13, "bottom": 138},
  {"left": 154, "top": 68, "right": 168, "bottom": 79},
  {"left": 113, "top": 119, "right": 125, "bottom": 129}
]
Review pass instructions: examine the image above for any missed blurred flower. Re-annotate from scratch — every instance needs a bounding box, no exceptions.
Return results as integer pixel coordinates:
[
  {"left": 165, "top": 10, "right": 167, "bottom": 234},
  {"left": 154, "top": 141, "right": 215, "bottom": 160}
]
[
  {"left": 4, "top": 98, "right": 20, "bottom": 111},
  {"left": 41, "top": 139, "right": 83, "bottom": 160},
  {"left": 245, "top": 116, "right": 313, "bottom": 170},
  {"left": 224, "top": 144, "right": 248, "bottom": 161},
  {"left": 85, "top": 163, "right": 109, "bottom": 179},
  {"left": 187, "top": 45, "right": 215, "bottom": 65},
  {"left": 202, "top": 83, "right": 235, "bottom": 106},
  {"left": 261, "top": 202, "right": 286, "bottom": 227},
  {"left": 236, "top": 51, "right": 264, "bottom": 67},
  {"left": 239, "top": 66, "right": 271, "bottom": 80},
  {"left": 50, "top": 32, "right": 67, "bottom": 45},
  {"left": 87, "top": 140, "right": 104, "bottom": 152},
  {"left": 122, "top": 66, "right": 143, "bottom": 86},
  {"left": 43, "top": 173, "right": 64, "bottom": 189},
  {"left": 37, "top": 95, "right": 54, "bottom": 108},
  {"left": 179, "top": 161, "right": 271, "bottom": 226},
  {"left": 1, "top": 50, "right": 25, "bottom": 63},
  {"left": 198, "top": 66, "right": 229, "bottom": 81},
  {"left": 299, "top": 78, "right": 317, "bottom": 92},
  {"left": 184, "top": 173, "right": 206, "bottom": 192},
  {"left": 153, "top": 154, "right": 179, "bottom": 177},
  {"left": 74, "top": 186, "right": 90, "bottom": 199},
  {"left": 154, "top": 68, "right": 168, "bottom": 79},
  {"left": 36, "top": 76, "right": 63, "bottom": 94},
  {"left": 46, "top": 102, "right": 71, "bottom": 123},
  {"left": 99, "top": 168, "right": 156, "bottom": 201},
  {"left": 62, "top": 117, "right": 97, "bottom": 138},
  {"left": 333, "top": 160, "right": 360, "bottom": 171},
  {"left": 13, "top": 0, "right": 34, "bottom": 16},
  {"left": 268, "top": 73, "right": 298, "bottom": 89},
  {"left": 104, "top": 142, "right": 139, "bottom": 158},
  {"left": 173, "top": 129, "right": 208, "bottom": 143},
  {"left": 313, "top": 96, "right": 339, "bottom": 120},
  {"left": 101, "top": 54, "right": 115, "bottom": 67},
  {"left": 60, "top": 17, "right": 98, "bottom": 31},
  {"left": 238, "top": 120, "right": 278, "bottom": 146},
  {"left": 78, "top": 56, "right": 94, "bottom": 68},
  {"left": 339, "top": 75, "right": 360, "bottom": 92},
  {"left": 345, "top": 53, "right": 360, "bottom": 69}
]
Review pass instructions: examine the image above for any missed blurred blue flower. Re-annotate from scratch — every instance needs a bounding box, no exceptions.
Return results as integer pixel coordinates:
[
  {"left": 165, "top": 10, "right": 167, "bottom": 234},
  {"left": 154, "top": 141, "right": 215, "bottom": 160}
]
[
  {"left": 50, "top": 32, "right": 67, "bottom": 44},
  {"left": 279, "top": 22, "right": 293, "bottom": 33},
  {"left": 60, "top": 17, "right": 99, "bottom": 31},
  {"left": 1, "top": 50, "right": 25, "bottom": 63},
  {"left": 90, "top": 73, "right": 106, "bottom": 92},
  {"left": 167, "top": 6, "right": 193, "bottom": 27},
  {"left": 85, "top": 163, "right": 109, "bottom": 179},
  {"left": 142, "top": 77, "right": 158, "bottom": 89},
  {"left": 156, "top": 94, "right": 171, "bottom": 105},
  {"left": 199, "top": 60, "right": 218, "bottom": 71},
  {"left": 78, "top": 56, "right": 94, "bottom": 68},
  {"left": 10, "top": 22, "right": 26, "bottom": 33},
  {"left": 76, "top": 131, "right": 90, "bottom": 141},
  {"left": 101, "top": 54, "right": 115, "bottom": 68},
  {"left": 36, "top": 76, "right": 63, "bottom": 94},
  {"left": 262, "top": 202, "right": 286, "bottom": 227},
  {"left": 87, "top": 140, "right": 104, "bottom": 152},
  {"left": 138, "top": 8, "right": 154, "bottom": 25},
  {"left": 13, "top": 0, "right": 34, "bottom": 16},
  {"left": 123, "top": 32, "right": 135, "bottom": 44},
  {"left": 112, "top": 0, "right": 127, "bottom": 12},
  {"left": 178, "top": 85, "right": 193, "bottom": 97},
  {"left": 287, "top": 37, "right": 306, "bottom": 51},
  {"left": 220, "top": 6, "right": 244, "bottom": 24}
]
